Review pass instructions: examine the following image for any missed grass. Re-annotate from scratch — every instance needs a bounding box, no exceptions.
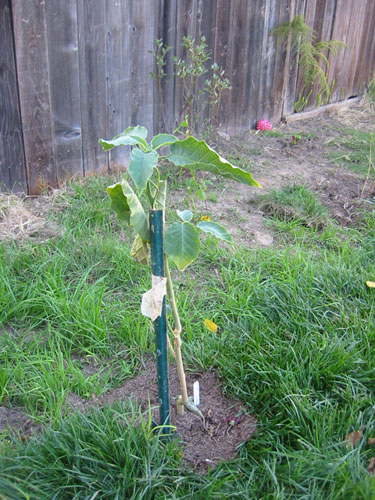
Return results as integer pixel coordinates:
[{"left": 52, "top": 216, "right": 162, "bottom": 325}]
[
  {"left": 328, "top": 127, "right": 374, "bottom": 177},
  {"left": 1, "top": 174, "right": 375, "bottom": 498}
]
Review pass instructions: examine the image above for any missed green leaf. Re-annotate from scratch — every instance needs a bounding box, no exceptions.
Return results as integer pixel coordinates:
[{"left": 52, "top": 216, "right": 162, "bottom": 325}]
[
  {"left": 197, "top": 221, "right": 232, "bottom": 243},
  {"left": 107, "top": 183, "right": 131, "bottom": 223},
  {"left": 169, "top": 137, "right": 261, "bottom": 187},
  {"left": 164, "top": 222, "right": 200, "bottom": 271},
  {"left": 130, "top": 234, "right": 150, "bottom": 265},
  {"left": 177, "top": 209, "right": 193, "bottom": 222},
  {"left": 99, "top": 126, "right": 148, "bottom": 151},
  {"left": 129, "top": 149, "right": 159, "bottom": 194},
  {"left": 151, "top": 134, "right": 178, "bottom": 150},
  {"left": 108, "top": 180, "right": 149, "bottom": 242},
  {"left": 153, "top": 180, "right": 167, "bottom": 211}
]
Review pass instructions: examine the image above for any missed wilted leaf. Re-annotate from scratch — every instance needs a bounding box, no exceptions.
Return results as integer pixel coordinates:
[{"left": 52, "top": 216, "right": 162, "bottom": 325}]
[
  {"left": 200, "top": 215, "right": 210, "bottom": 221},
  {"left": 107, "top": 183, "right": 131, "bottom": 223},
  {"left": 129, "top": 149, "right": 159, "bottom": 194},
  {"left": 108, "top": 180, "right": 149, "bottom": 242},
  {"left": 197, "top": 220, "right": 232, "bottom": 243},
  {"left": 164, "top": 222, "right": 200, "bottom": 271},
  {"left": 346, "top": 430, "right": 362, "bottom": 448},
  {"left": 130, "top": 235, "right": 150, "bottom": 265},
  {"left": 368, "top": 438, "right": 375, "bottom": 445},
  {"left": 168, "top": 137, "right": 261, "bottom": 187},
  {"left": 141, "top": 276, "right": 167, "bottom": 321},
  {"left": 366, "top": 281, "right": 375, "bottom": 288},
  {"left": 153, "top": 180, "right": 167, "bottom": 211},
  {"left": 204, "top": 319, "right": 218, "bottom": 333}
]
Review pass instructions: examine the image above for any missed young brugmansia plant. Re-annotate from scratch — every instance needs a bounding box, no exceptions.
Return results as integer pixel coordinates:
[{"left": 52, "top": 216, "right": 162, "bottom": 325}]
[{"left": 99, "top": 126, "right": 260, "bottom": 415}]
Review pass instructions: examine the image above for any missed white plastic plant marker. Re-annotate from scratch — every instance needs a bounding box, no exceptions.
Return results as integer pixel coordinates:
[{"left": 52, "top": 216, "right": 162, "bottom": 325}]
[{"left": 193, "top": 381, "right": 200, "bottom": 406}]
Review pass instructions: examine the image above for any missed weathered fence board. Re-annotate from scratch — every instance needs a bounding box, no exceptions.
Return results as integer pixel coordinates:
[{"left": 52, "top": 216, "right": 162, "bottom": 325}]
[
  {"left": 12, "top": 0, "right": 56, "bottom": 195},
  {"left": 1, "top": 0, "right": 375, "bottom": 193},
  {"left": 106, "top": 0, "right": 155, "bottom": 169},
  {"left": 0, "top": 0, "right": 26, "bottom": 192},
  {"left": 77, "top": 0, "right": 108, "bottom": 176},
  {"left": 45, "top": 0, "right": 83, "bottom": 184}
]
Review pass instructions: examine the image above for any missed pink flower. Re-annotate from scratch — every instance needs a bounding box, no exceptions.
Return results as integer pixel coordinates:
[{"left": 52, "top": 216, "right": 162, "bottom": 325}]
[{"left": 256, "top": 119, "right": 272, "bottom": 131}]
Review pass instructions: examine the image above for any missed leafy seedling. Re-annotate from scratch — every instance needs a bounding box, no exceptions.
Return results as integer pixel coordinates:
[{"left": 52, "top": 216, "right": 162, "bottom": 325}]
[{"left": 99, "top": 126, "right": 260, "bottom": 418}]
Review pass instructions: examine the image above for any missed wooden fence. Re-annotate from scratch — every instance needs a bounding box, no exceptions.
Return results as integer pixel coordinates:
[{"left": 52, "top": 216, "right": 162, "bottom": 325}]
[{"left": 1, "top": 0, "right": 375, "bottom": 194}]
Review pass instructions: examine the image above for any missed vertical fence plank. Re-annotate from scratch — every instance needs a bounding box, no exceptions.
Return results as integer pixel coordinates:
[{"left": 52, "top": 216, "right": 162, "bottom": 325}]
[
  {"left": 283, "top": 0, "right": 307, "bottom": 115},
  {"left": 173, "top": 0, "right": 199, "bottom": 129},
  {"left": 0, "top": 0, "right": 26, "bottom": 192},
  {"left": 77, "top": 0, "right": 108, "bottom": 176},
  {"left": 226, "top": 0, "right": 252, "bottom": 131},
  {"left": 106, "top": 0, "right": 155, "bottom": 170},
  {"left": 258, "top": 0, "right": 281, "bottom": 124},
  {"left": 130, "top": 0, "right": 155, "bottom": 130},
  {"left": 106, "top": 1, "right": 132, "bottom": 169},
  {"left": 213, "top": 0, "right": 232, "bottom": 131},
  {"left": 327, "top": 0, "right": 352, "bottom": 102},
  {"left": 351, "top": 1, "right": 375, "bottom": 94},
  {"left": 45, "top": 0, "right": 83, "bottom": 185},
  {"left": 154, "top": 0, "right": 178, "bottom": 134},
  {"left": 195, "top": 0, "right": 218, "bottom": 130},
  {"left": 12, "top": 0, "right": 55, "bottom": 194},
  {"left": 269, "top": 0, "right": 292, "bottom": 124}
]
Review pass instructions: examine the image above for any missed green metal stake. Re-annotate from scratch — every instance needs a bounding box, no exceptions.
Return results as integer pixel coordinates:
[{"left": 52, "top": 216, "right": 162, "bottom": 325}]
[{"left": 149, "top": 210, "right": 170, "bottom": 434}]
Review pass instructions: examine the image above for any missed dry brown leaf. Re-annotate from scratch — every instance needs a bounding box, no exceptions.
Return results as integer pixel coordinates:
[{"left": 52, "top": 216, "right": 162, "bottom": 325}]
[
  {"left": 368, "top": 438, "right": 375, "bottom": 445},
  {"left": 141, "top": 276, "right": 167, "bottom": 321},
  {"left": 368, "top": 457, "right": 375, "bottom": 476},
  {"left": 346, "top": 430, "right": 362, "bottom": 448}
]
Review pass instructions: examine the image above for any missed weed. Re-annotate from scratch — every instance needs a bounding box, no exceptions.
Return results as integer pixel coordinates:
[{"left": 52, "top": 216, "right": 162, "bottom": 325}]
[{"left": 271, "top": 15, "right": 346, "bottom": 111}]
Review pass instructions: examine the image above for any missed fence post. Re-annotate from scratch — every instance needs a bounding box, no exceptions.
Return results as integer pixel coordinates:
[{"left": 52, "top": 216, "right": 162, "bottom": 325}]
[{"left": 149, "top": 209, "right": 170, "bottom": 435}]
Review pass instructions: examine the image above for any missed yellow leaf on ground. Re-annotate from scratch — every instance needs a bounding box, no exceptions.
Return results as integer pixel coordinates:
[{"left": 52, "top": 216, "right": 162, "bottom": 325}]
[
  {"left": 366, "top": 281, "right": 375, "bottom": 288},
  {"left": 200, "top": 215, "right": 210, "bottom": 222},
  {"left": 204, "top": 318, "right": 218, "bottom": 333}
]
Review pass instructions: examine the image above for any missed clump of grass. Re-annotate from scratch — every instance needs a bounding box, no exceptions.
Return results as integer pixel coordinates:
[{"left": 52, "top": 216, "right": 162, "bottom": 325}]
[
  {"left": 258, "top": 184, "right": 328, "bottom": 230},
  {"left": 329, "top": 128, "right": 374, "bottom": 177},
  {"left": 0, "top": 402, "right": 182, "bottom": 499}
]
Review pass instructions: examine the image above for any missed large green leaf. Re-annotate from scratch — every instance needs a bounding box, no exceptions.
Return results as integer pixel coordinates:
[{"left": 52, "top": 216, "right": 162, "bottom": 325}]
[
  {"left": 168, "top": 137, "right": 261, "bottom": 187},
  {"left": 164, "top": 222, "right": 200, "bottom": 271},
  {"left": 151, "top": 134, "right": 178, "bottom": 150},
  {"left": 99, "top": 126, "right": 148, "bottom": 151},
  {"left": 129, "top": 149, "right": 159, "bottom": 194},
  {"left": 107, "top": 183, "right": 130, "bottom": 223},
  {"left": 107, "top": 180, "right": 149, "bottom": 242},
  {"left": 197, "top": 221, "right": 232, "bottom": 243}
]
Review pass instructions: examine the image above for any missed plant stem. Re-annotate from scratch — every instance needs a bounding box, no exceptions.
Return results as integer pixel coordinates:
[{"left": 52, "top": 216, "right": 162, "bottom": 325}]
[{"left": 164, "top": 255, "right": 189, "bottom": 412}]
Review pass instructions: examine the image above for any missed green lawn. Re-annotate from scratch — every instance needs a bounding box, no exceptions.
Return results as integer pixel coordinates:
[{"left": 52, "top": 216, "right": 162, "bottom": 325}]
[{"left": 1, "top": 173, "right": 375, "bottom": 499}]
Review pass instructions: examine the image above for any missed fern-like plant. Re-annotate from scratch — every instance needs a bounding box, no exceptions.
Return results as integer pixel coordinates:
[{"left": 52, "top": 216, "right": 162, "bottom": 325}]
[{"left": 271, "top": 15, "right": 346, "bottom": 111}]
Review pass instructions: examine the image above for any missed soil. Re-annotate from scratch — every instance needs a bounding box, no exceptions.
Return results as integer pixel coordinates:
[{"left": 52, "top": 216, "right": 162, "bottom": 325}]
[{"left": 0, "top": 98, "right": 374, "bottom": 471}]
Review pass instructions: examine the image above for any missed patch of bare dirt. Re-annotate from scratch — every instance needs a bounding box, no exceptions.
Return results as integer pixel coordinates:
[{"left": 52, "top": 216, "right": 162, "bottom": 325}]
[
  {"left": 0, "top": 360, "right": 256, "bottom": 473},
  {"left": 97, "top": 360, "right": 256, "bottom": 472},
  {"left": 190, "top": 98, "right": 375, "bottom": 244}
]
